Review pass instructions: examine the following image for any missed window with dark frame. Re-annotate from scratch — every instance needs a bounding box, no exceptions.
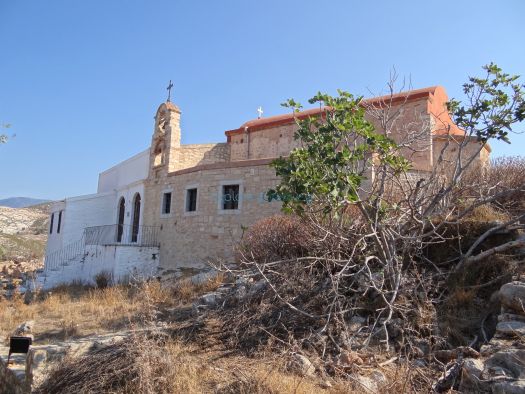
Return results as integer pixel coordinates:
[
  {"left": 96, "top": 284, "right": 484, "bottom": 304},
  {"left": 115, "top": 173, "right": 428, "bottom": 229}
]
[
  {"left": 162, "top": 192, "right": 172, "bottom": 215},
  {"left": 222, "top": 184, "right": 239, "bottom": 210},
  {"left": 186, "top": 188, "right": 198, "bottom": 212},
  {"left": 49, "top": 213, "right": 54, "bottom": 234},
  {"left": 57, "top": 211, "right": 62, "bottom": 233}
]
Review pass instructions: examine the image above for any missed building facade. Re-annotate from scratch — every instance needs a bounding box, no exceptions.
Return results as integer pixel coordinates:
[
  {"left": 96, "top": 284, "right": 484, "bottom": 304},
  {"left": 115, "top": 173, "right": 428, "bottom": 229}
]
[{"left": 35, "top": 86, "right": 489, "bottom": 288}]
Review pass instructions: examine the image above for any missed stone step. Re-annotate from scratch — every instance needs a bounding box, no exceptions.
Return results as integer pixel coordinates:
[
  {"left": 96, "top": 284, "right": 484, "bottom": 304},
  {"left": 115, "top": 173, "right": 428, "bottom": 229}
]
[{"left": 0, "top": 346, "right": 27, "bottom": 391}]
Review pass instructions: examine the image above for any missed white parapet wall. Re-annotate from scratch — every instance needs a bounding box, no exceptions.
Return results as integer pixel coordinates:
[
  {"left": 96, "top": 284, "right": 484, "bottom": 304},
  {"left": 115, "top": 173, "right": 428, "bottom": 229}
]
[
  {"left": 36, "top": 245, "right": 159, "bottom": 290},
  {"left": 97, "top": 149, "right": 149, "bottom": 194},
  {"left": 46, "top": 192, "right": 116, "bottom": 255}
]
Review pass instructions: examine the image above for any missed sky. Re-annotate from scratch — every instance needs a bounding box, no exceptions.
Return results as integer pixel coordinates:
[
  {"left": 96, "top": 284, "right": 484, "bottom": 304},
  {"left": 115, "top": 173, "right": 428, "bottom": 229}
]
[{"left": 0, "top": 0, "right": 524, "bottom": 201}]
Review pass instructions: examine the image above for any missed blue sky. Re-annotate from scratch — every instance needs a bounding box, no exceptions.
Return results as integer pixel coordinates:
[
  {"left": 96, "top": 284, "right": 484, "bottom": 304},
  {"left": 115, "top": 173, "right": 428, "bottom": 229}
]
[{"left": 0, "top": 0, "right": 524, "bottom": 200}]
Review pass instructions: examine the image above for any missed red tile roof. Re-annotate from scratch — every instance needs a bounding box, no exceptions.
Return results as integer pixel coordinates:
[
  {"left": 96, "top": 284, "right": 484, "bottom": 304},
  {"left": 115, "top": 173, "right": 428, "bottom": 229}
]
[{"left": 224, "top": 86, "right": 464, "bottom": 137}]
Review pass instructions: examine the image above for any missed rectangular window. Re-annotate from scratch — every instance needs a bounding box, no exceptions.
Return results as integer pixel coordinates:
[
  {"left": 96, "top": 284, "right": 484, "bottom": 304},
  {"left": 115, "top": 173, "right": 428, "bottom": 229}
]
[
  {"left": 186, "top": 188, "right": 198, "bottom": 212},
  {"left": 49, "top": 213, "right": 54, "bottom": 234},
  {"left": 162, "top": 192, "right": 172, "bottom": 214},
  {"left": 57, "top": 211, "right": 62, "bottom": 233},
  {"left": 222, "top": 184, "right": 239, "bottom": 210}
]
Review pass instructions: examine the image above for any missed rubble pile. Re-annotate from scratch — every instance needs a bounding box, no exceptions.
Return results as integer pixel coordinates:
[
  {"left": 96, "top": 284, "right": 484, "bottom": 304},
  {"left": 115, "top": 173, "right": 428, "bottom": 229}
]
[
  {"left": 460, "top": 281, "right": 525, "bottom": 393},
  {"left": 0, "top": 260, "right": 42, "bottom": 298}
]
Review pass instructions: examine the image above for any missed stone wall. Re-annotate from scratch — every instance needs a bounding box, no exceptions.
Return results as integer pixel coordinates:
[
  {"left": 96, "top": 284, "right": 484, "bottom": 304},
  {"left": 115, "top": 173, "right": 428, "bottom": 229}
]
[
  {"left": 365, "top": 99, "right": 433, "bottom": 172},
  {"left": 229, "top": 98, "right": 434, "bottom": 171},
  {"left": 432, "top": 137, "right": 490, "bottom": 171},
  {"left": 0, "top": 350, "right": 27, "bottom": 394},
  {"left": 229, "top": 123, "right": 300, "bottom": 161},
  {"left": 171, "top": 143, "right": 230, "bottom": 171},
  {"left": 144, "top": 160, "right": 282, "bottom": 271}
]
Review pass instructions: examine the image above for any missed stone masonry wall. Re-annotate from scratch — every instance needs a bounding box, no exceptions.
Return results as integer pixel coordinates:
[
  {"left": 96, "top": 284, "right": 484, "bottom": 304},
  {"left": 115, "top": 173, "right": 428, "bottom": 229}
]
[
  {"left": 230, "top": 99, "right": 433, "bottom": 171},
  {"left": 171, "top": 143, "right": 230, "bottom": 171},
  {"left": 432, "top": 137, "right": 489, "bottom": 175},
  {"left": 0, "top": 353, "right": 26, "bottom": 394},
  {"left": 365, "top": 99, "right": 433, "bottom": 172},
  {"left": 144, "top": 161, "right": 282, "bottom": 271},
  {"left": 230, "top": 123, "right": 300, "bottom": 161}
]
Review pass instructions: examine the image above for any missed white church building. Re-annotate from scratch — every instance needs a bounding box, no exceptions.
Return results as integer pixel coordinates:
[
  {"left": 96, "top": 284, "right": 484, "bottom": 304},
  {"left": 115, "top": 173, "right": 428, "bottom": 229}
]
[
  {"left": 37, "top": 149, "right": 159, "bottom": 289},
  {"left": 34, "top": 85, "right": 488, "bottom": 290}
]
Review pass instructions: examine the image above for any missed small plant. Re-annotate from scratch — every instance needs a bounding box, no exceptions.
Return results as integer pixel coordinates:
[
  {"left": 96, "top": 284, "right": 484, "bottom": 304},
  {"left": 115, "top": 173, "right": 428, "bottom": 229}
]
[{"left": 94, "top": 271, "right": 113, "bottom": 289}]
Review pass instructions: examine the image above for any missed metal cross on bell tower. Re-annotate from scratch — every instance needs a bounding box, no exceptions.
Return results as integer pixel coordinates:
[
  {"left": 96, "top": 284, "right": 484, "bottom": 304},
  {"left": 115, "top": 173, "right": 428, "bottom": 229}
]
[
  {"left": 166, "top": 80, "right": 174, "bottom": 102},
  {"left": 257, "top": 106, "right": 264, "bottom": 119}
]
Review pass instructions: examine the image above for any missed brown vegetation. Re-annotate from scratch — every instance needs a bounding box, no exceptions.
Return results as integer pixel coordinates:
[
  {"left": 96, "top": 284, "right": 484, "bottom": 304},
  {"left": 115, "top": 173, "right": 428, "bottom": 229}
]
[
  {"left": 27, "top": 280, "right": 434, "bottom": 394},
  {"left": 0, "top": 278, "right": 220, "bottom": 342}
]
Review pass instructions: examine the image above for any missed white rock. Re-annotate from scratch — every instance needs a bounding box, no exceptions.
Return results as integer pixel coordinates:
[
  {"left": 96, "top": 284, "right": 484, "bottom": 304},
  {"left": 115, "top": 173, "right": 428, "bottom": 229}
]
[
  {"left": 496, "top": 320, "right": 525, "bottom": 337},
  {"left": 499, "top": 282, "right": 525, "bottom": 314},
  {"left": 370, "top": 370, "right": 387, "bottom": 386},
  {"left": 319, "top": 380, "right": 332, "bottom": 389},
  {"left": 289, "top": 353, "right": 315, "bottom": 377},
  {"left": 492, "top": 380, "right": 525, "bottom": 394},
  {"left": 13, "top": 320, "right": 34, "bottom": 335},
  {"left": 484, "top": 349, "right": 525, "bottom": 379},
  {"left": 354, "top": 375, "right": 378, "bottom": 392},
  {"left": 200, "top": 292, "right": 222, "bottom": 306}
]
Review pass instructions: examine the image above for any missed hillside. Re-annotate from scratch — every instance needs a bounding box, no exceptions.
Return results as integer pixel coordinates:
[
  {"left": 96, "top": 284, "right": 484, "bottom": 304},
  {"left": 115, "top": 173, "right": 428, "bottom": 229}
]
[
  {"left": 0, "top": 204, "right": 49, "bottom": 261},
  {"left": 0, "top": 197, "right": 50, "bottom": 208}
]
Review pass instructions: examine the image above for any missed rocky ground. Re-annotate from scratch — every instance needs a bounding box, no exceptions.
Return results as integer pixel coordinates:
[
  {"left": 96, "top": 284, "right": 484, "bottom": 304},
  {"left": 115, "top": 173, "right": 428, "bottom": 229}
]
[
  {"left": 0, "top": 203, "right": 49, "bottom": 298},
  {"left": 2, "top": 273, "right": 525, "bottom": 393},
  {"left": 0, "top": 260, "right": 43, "bottom": 298},
  {"left": 460, "top": 281, "right": 525, "bottom": 393}
]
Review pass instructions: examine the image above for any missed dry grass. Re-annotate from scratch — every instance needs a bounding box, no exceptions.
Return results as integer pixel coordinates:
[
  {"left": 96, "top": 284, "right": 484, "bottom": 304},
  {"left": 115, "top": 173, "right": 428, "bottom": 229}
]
[
  {"left": 1, "top": 273, "right": 437, "bottom": 393},
  {"left": 170, "top": 272, "right": 225, "bottom": 303},
  {"left": 35, "top": 330, "right": 425, "bottom": 393},
  {"left": 0, "top": 276, "right": 223, "bottom": 343}
]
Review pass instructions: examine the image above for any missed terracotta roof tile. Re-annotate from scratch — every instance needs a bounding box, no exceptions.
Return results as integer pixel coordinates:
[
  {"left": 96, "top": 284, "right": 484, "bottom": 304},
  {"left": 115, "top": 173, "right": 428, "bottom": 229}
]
[{"left": 224, "top": 86, "right": 465, "bottom": 137}]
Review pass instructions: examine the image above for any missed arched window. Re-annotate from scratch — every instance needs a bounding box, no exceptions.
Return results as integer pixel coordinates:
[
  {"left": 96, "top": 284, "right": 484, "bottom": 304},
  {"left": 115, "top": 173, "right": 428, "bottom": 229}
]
[
  {"left": 153, "top": 140, "right": 163, "bottom": 167},
  {"left": 117, "top": 197, "right": 125, "bottom": 243},
  {"left": 131, "top": 193, "right": 141, "bottom": 243}
]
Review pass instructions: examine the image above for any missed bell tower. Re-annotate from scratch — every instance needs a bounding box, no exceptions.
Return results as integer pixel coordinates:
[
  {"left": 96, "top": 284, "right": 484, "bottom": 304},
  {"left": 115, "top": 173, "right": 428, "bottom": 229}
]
[{"left": 149, "top": 101, "right": 181, "bottom": 177}]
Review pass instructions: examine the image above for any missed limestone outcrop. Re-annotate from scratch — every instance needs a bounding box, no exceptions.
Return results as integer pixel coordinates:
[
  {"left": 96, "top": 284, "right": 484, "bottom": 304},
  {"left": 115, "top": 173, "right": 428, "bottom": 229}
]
[{"left": 460, "top": 281, "right": 525, "bottom": 393}]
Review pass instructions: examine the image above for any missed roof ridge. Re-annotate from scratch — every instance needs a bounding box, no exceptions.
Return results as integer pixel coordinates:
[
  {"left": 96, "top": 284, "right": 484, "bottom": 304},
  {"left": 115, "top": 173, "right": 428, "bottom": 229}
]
[{"left": 225, "top": 86, "right": 442, "bottom": 136}]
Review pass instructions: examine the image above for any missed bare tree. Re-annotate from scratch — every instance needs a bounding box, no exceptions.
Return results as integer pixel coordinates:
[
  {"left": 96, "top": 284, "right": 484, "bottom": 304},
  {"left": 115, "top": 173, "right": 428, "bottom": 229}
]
[{"left": 214, "top": 65, "right": 525, "bottom": 373}]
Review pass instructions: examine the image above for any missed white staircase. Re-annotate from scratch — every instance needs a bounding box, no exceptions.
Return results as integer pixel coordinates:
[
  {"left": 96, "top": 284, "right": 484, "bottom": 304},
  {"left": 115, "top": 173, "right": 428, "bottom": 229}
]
[{"left": 32, "top": 236, "right": 87, "bottom": 290}]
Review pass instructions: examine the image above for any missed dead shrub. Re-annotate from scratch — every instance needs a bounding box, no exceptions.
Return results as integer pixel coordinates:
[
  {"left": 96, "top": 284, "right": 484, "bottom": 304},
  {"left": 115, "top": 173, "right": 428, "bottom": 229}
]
[
  {"left": 486, "top": 156, "right": 525, "bottom": 215},
  {"left": 94, "top": 270, "right": 113, "bottom": 289},
  {"left": 35, "top": 338, "right": 157, "bottom": 394},
  {"left": 424, "top": 216, "right": 519, "bottom": 265},
  {"left": 465, "top": 204, "right": 510, "bottom": 223},
  {"left": 439, "top": 253, "right": 516, "bottom": 346},
  {"left": 238, "top": 215, "right": 311, "bottom": 263}
]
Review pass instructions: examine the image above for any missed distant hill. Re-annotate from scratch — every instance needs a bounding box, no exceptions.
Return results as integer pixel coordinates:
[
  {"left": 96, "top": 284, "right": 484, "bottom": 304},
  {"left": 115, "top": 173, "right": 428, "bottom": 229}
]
[
  {"left": 0, "top": 197, "right": 50, "bottom": 208},
  {"left": 0, "top": 203, "right": 49, "bottom": 262}
]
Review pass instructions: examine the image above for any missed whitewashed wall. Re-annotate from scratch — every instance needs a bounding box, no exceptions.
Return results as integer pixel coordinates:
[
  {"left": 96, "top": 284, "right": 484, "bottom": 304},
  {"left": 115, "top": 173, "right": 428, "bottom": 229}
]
[
  {"left": 115, "top": 182, "right": 145, "bottom": 229},
  {"left": 97, "top": 149, "right": 149, "bottom": 193},
  {"left": 46, "top": 200, "right": 66, "bottom": 253},
  {"left": 61, "top": 192, "right": 116, "bottom": 245},
  {"left": 41, "top": 148, "right": 152, "bottom": 288},
  {"left": 37, "top": 245, "right": 159, "bottom": 289},
  {"left": 45, "top": 147, "right": 149, "bottom": 256}
]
